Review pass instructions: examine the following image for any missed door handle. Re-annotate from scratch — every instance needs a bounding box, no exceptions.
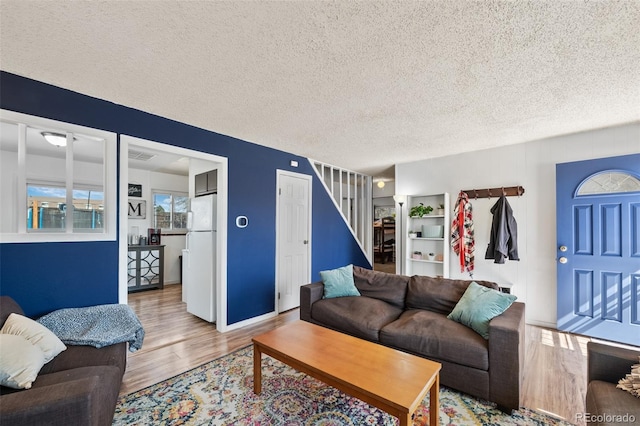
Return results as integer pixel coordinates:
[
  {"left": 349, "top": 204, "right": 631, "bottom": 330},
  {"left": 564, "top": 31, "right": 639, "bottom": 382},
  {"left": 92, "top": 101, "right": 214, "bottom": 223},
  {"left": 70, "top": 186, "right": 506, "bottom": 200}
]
[
  {"left": 559, "top": 257, "right": 568, "bottom": 264},
  {"left": 559, "top": 245, "right": 567, "bottom": 252}
]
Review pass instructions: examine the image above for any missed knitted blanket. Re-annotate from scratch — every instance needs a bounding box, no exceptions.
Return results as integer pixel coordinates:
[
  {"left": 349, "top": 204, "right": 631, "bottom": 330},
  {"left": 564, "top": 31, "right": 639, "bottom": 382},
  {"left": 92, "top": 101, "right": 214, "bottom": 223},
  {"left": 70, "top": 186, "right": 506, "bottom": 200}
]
[{"left": 37, "top": 304, "right": 145, "bottom": 352}]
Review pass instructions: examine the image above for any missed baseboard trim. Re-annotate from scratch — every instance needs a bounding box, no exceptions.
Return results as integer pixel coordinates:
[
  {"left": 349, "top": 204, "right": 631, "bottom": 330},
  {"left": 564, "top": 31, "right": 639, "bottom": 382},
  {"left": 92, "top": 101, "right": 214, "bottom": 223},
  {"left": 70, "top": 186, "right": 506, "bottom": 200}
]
[
  {"left": 526, "top": 319, "right": 556, "bottom": 329},
  {"left": 221, "top": 311, "right": 277, "bottom": 332}
]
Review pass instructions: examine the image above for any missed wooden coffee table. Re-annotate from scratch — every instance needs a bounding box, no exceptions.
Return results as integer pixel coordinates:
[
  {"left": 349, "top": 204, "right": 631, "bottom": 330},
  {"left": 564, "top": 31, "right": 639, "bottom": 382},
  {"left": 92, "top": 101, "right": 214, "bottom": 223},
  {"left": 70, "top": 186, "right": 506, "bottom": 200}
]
[{"left": 252, "top": 320, "right": 441, "bottom": 425}]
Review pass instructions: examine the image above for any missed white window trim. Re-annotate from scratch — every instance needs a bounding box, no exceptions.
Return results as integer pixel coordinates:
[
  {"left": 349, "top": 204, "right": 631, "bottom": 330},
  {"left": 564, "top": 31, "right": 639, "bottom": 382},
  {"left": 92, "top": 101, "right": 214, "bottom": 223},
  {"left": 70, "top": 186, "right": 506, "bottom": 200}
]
[{"left": 0, "top": 109, "right": 117, "bottom": 243}]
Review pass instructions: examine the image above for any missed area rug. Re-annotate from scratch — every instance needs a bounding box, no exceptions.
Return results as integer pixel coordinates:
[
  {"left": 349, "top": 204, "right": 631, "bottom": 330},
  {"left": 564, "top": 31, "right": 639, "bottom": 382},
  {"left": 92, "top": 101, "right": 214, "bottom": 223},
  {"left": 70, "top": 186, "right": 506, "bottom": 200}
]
[{"left": 114, "top": 346, "right": 573, "bottom": 425}]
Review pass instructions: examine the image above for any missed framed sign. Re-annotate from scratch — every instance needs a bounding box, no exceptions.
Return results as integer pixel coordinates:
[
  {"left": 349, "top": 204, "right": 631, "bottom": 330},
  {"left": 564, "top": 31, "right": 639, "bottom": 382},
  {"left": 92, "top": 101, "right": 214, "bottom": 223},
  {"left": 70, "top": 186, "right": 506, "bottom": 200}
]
[
  {"left": 128, "top": 183, "right": 143, "bottom": 197},
  {"left": 128, "top": 199, "right": 146, "bottom": 219}
]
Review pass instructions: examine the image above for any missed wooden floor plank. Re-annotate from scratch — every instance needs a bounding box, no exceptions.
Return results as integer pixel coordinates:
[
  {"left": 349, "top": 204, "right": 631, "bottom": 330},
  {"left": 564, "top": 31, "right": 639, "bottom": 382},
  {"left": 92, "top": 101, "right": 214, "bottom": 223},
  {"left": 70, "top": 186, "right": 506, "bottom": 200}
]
[{"left": 121, "top": 284, "right": 589, "bottom": 425}]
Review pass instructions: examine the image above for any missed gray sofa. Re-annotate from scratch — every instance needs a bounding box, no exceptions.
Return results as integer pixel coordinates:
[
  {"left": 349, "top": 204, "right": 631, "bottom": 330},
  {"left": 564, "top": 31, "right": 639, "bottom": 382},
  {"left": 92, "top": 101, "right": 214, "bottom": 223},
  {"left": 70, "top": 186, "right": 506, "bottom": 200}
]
[
  {"left": 0, "top": 296, "right": 127, "bottom": 426},
  {"left": 300, "top": 266, "right": 525, "bottom": 412},
  {"left": 586, "top": 341, "right": 640, "bottom": 425}
]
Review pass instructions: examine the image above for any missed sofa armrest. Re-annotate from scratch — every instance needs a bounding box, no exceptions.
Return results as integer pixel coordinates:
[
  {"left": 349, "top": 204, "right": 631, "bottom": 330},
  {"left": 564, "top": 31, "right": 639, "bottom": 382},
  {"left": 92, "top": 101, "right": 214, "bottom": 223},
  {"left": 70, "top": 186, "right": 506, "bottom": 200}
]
[
  {"left": 0, "top": 366, "right": 122, "bottom": 426},
  {"left": 300, "top": 282, "right": 324, "bottom": 322},
  {"left": 588, "top": 341, "right": 640, "bottom": 384},
  {"left": 488, "top": 301, "right": 525, "bottom": 412}
]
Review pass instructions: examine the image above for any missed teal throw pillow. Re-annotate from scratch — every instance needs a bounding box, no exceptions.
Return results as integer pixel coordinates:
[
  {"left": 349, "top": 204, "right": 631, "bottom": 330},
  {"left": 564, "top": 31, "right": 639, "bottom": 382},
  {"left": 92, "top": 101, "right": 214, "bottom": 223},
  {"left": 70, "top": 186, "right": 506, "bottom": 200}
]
[
  {"left": 447, "top": 281, "right": 517, "bottom": 339},
  {"left": 320, "top": 264, "right": 360, "bottom": 299}
]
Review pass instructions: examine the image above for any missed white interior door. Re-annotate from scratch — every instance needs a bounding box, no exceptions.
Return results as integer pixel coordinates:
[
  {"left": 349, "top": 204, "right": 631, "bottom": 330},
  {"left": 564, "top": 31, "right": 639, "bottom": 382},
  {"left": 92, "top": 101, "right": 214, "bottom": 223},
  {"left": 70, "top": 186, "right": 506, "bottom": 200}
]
[{"left": 276, "top": 171, "right": 311, "bottom": 312}]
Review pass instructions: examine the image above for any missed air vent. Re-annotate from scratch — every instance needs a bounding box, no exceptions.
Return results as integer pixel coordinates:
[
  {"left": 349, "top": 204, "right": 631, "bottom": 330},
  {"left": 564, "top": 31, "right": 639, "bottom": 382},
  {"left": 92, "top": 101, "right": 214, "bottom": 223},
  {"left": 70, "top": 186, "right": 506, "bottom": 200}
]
[{"left": 128, "top": 150, "right": 156, "bottom": 161}]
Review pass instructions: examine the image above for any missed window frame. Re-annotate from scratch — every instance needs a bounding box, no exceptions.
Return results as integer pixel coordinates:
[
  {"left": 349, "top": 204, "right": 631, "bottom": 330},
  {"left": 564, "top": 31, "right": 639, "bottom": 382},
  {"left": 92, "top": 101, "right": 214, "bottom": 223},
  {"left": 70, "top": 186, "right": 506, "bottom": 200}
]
[
  {"left": 26, "top": 180, "right": 106, "bottom": 233},
  {"left": 0, "top": 109, "right": 117, "bottom": 243},
  {"left": 152, "top": 190, "right": 189, "bottom": 234}
]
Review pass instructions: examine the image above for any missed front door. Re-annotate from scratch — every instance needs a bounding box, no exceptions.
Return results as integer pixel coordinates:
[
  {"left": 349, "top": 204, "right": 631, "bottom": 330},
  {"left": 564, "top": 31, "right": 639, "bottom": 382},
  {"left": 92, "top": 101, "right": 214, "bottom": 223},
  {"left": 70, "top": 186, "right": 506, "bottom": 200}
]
[
  {"left": 556, "top": 153, "right": 640, "bottom": 346},
  {"left": 276, "top": 171, "right": 311, "bottom": 312}
]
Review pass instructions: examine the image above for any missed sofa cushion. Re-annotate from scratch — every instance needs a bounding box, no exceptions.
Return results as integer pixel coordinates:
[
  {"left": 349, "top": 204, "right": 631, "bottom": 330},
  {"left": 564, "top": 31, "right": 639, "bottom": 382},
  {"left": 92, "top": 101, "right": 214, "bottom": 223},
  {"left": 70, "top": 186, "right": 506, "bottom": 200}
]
[
  {"left": 380, "top": 309, "right": 490, "bottom": 370},
  {"left": 311, "top": 296, "right": 403, "bottom": 342},
  {"left": 1, "top": 313, "right": 67, "bottom": 363},
  {"left": 39, "top": 342, "right": 127, "bottom": 377},
  {"left": 352, "top": 266, "right": 409, "bottom": 309},
  {"left": 320, "top": 264, "right": 361, "bottom": 299},
  {"left": 586, "top": 380, "right": 640, "bottom": 425},
  {"left": 447, "top": 282, "right": 517, "bottom": 339},
  {"left": 0, "top": 366, "right": 123, "bottom": 426},
  {"left": 405, "top": 275, "right": 499, "bottom": 315}
]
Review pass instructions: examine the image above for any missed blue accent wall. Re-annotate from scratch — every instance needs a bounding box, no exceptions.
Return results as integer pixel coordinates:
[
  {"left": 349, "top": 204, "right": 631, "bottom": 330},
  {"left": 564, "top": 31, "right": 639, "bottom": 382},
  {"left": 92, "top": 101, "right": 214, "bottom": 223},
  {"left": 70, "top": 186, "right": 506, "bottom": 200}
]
[{"left": 0, "top": 71, "right": 370, "bottom": 321}]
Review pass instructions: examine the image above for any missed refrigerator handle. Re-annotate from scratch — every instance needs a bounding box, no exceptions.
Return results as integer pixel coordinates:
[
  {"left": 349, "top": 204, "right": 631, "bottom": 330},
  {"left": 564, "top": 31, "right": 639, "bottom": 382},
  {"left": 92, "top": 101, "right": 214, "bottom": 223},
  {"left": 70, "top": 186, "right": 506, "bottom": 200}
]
[
  {"left": 187, "top": 211, "right": 193, "bottom": 230},
  {"left": 185, "top": 233, "right": 190, "bottom": 267}
]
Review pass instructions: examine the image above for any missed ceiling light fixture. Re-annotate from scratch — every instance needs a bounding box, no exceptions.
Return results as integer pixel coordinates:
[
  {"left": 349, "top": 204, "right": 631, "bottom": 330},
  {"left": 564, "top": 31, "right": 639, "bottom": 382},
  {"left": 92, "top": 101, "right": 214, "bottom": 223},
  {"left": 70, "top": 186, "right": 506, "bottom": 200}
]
[
  {"left": 41, "top": 131, "right": 67, "bottom": 147},
  {"left": 377, "top": 181, "right": 385, "bottom": 188}
]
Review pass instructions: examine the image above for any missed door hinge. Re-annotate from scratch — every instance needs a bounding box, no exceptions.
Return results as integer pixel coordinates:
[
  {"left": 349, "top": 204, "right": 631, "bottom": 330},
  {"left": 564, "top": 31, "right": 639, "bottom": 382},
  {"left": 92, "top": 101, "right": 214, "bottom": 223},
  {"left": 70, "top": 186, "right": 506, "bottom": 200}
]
[
  {"left": 278, "top": 292, "right": 281, "bottom": 300},
  {"left": 279, "top": 188, "right": 282, "bottom": 195}
]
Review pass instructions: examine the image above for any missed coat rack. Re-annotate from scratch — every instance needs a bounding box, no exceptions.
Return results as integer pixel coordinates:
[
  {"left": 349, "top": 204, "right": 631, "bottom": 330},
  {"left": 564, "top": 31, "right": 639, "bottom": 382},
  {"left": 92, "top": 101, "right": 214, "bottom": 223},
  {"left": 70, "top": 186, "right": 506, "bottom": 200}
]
[{"left": 461, "top": 185, "right": 525, "bottom": 200}]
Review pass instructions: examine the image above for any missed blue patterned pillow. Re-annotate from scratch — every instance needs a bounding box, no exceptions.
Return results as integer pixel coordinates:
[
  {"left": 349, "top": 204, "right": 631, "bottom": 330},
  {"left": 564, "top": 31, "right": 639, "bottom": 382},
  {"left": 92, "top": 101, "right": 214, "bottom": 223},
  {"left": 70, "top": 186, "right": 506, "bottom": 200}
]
[
  {"left": 447, "top": 281, "right": 517, "bottom": 339},
  {"left": 320, "top": 264, "right": 361, "bottom": 299}
]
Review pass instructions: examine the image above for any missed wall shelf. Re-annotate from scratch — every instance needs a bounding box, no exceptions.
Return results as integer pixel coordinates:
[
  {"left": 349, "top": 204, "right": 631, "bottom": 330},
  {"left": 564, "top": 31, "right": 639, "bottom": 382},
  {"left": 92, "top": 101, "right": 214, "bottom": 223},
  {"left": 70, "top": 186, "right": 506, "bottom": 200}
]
[
  {"left": 409, "top": 259, "right": 444, "bottom": 264},
  {"left": 405, "top": 193, "right": 450, "bottom": 278}
]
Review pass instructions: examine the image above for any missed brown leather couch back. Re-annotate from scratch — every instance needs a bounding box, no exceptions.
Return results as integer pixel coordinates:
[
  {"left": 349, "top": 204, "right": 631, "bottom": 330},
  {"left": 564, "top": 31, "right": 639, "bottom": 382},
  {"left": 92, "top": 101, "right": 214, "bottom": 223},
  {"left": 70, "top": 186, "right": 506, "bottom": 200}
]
[
  {"left": 0, "top": 296, "right": 24, "bottom": 327},
  {"left": 406, "top": 276, "right": 499, "bottom": 315},
  {"left": 352, "top": 266, "right": 409, "bottom": 309}
]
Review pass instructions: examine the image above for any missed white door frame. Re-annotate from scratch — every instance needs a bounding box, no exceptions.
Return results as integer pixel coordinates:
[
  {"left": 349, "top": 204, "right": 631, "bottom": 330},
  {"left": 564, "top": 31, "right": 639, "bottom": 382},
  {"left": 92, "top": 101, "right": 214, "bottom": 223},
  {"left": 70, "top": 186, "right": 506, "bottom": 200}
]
[
  {"left": 275, "top": 170, "right": 312, "bottom": 313},
  {"left": 118, "top": 135, "right": 230, "bottom": 331}
]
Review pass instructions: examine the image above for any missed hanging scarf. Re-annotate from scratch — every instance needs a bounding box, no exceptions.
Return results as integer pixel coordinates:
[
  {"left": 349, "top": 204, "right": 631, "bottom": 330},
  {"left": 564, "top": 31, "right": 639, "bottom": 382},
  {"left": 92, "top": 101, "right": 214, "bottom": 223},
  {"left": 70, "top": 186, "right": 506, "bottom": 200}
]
[{"left": 451, "top": 191, "right": 474, "bottom": 277}]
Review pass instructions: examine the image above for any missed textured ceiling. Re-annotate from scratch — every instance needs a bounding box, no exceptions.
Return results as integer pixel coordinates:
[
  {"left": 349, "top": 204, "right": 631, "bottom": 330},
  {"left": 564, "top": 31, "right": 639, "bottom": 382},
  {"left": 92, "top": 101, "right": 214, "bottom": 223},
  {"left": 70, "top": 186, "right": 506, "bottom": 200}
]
[{"left": 1, "top": 1, "right": 639, "bottom": 178}]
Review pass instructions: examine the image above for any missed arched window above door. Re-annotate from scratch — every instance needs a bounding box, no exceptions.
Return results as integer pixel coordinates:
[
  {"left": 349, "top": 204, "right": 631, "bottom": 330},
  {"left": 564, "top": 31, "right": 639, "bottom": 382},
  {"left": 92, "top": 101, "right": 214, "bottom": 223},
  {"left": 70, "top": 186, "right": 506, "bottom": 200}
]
[{"left": 576, "top": 170, "right": 640, "bottom": 196}]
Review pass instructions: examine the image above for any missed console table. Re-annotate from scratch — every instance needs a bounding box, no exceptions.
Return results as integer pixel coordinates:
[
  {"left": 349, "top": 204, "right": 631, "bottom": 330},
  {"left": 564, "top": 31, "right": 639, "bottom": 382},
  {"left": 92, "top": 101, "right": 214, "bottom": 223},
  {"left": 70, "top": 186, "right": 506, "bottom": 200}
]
[{"left": 127, "top": 245, "right": 165, "bottom": 292}]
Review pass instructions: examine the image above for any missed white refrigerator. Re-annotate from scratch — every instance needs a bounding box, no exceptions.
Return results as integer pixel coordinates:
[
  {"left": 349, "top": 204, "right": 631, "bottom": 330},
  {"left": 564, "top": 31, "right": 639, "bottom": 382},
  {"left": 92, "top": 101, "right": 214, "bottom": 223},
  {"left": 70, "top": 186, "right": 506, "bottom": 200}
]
[{"left": 183, "top": 194, "right": 217, "bottom": 323}]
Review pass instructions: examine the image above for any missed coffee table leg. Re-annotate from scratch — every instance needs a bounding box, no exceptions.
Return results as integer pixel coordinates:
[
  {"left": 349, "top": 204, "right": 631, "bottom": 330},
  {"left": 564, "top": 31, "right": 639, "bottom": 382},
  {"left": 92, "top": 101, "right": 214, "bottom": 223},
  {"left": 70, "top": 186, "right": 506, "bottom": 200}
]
[
  {"left": 399, "top": 413, "right": 411, "bottom": 426},
  {"left": 429, "top": 373, "right": 439, "bottom": 425},
  {"left": 253, "top": 343, "right": 262, "bottom": 394}
]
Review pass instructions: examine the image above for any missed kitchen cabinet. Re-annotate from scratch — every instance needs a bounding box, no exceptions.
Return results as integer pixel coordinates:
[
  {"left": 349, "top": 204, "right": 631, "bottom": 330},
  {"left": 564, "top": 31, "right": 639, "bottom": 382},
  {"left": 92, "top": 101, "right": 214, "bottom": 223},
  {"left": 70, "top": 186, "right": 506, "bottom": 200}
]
[
  {"left": 128, "top": 245, "right": 164, "bottom": 292},
  {"left": 195, "top": 169, "right": 217, "bottom": 196}
]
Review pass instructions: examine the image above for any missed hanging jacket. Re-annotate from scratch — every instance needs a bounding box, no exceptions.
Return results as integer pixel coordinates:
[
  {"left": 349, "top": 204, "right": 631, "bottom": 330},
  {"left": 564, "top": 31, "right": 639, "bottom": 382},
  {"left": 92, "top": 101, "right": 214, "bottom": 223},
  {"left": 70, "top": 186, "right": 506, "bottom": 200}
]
[
  {"left": 451, "top": 191, "right": 474, "bottom": 277},
  {"left": 485, "top": 195, "right": 519, "bottom": 263}
]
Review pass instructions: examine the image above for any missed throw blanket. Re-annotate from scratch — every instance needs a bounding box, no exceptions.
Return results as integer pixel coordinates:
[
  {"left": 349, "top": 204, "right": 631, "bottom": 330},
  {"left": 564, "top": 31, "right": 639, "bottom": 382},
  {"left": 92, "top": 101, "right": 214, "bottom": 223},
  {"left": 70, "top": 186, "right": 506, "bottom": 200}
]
[
  {"left": 451, "top": 191, "right": 475, "bottom": 277},
  {"left": 37, "top": 304, "right": 145, "bottom": 352}
]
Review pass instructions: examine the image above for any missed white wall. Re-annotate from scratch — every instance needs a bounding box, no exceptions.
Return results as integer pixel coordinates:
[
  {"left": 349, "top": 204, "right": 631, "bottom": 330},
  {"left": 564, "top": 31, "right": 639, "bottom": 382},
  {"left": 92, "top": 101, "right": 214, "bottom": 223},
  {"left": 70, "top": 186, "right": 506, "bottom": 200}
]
[
  {"left": 128, "top": 169, "right": 188, "bottom": 285},
  {"left": 396, "top": 122, "right": 640, "bottom": 327}
]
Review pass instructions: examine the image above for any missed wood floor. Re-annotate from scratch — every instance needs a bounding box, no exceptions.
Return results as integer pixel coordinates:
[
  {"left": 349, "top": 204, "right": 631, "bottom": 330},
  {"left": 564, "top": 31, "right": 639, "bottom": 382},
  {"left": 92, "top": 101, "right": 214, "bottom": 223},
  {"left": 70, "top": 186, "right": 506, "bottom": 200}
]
[{"left": 122, "top": 284, "right": 589, "bottom": 426}]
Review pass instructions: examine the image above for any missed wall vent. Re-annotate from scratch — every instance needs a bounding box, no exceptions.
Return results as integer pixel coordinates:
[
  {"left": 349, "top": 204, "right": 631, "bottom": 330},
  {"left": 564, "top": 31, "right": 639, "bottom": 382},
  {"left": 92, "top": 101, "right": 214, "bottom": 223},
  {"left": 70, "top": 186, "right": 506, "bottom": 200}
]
[{"left": 128, "top": 150, "right": 156, "bottom": 161}]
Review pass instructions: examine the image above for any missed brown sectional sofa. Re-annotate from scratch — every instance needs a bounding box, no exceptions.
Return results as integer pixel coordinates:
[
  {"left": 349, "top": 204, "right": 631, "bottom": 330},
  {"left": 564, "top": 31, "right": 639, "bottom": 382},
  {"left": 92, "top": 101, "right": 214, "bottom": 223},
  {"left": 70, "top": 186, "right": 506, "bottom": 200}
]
[
  {"left": 0, "top": 296, "right": 127, "bottom": 426},
  {"left": 300, "top": 266, "right": 525, "bottom": 412},
  {"left": 586, "top": 341, "right": 640, "bottom": 425}
]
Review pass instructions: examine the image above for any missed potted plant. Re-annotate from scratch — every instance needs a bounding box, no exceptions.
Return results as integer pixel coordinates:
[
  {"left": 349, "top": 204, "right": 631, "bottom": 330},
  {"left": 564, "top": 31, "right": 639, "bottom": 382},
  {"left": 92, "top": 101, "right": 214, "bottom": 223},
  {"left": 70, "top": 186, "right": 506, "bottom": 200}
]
[
  {"left": 408, "top": 230, "right": 418, "bottom": 238},
  {"left": 409, "top": 203, "right": 433, "bottom": 218},
  {"left": 437, "top": 204, "right": 445, "bottom": 215},
  {"left": 412, "top": 251, "right": 422, "bottom": 260}
]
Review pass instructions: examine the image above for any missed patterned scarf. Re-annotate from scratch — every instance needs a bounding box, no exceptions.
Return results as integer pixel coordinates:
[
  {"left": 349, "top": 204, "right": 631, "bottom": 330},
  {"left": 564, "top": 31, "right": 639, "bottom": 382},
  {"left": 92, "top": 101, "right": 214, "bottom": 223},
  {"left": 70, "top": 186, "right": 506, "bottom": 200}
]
[{"left": 451, "top": 191, "right": 474, "bottom": 277}]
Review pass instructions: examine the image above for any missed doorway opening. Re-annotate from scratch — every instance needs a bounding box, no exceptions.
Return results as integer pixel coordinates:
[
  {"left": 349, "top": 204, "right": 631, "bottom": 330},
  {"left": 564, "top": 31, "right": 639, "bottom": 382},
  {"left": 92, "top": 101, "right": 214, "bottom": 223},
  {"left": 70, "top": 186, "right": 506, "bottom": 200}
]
[{"left": 118, "top": 135, "right": 230, "bottom": 331}]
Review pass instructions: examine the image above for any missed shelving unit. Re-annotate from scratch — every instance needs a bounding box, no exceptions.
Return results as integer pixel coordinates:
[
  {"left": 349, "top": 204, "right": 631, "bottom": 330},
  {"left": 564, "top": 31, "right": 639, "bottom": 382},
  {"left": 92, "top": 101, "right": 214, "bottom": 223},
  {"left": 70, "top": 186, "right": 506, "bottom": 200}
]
[{"left": 405, "top": 193, "right": 450, "bottom": 278}]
